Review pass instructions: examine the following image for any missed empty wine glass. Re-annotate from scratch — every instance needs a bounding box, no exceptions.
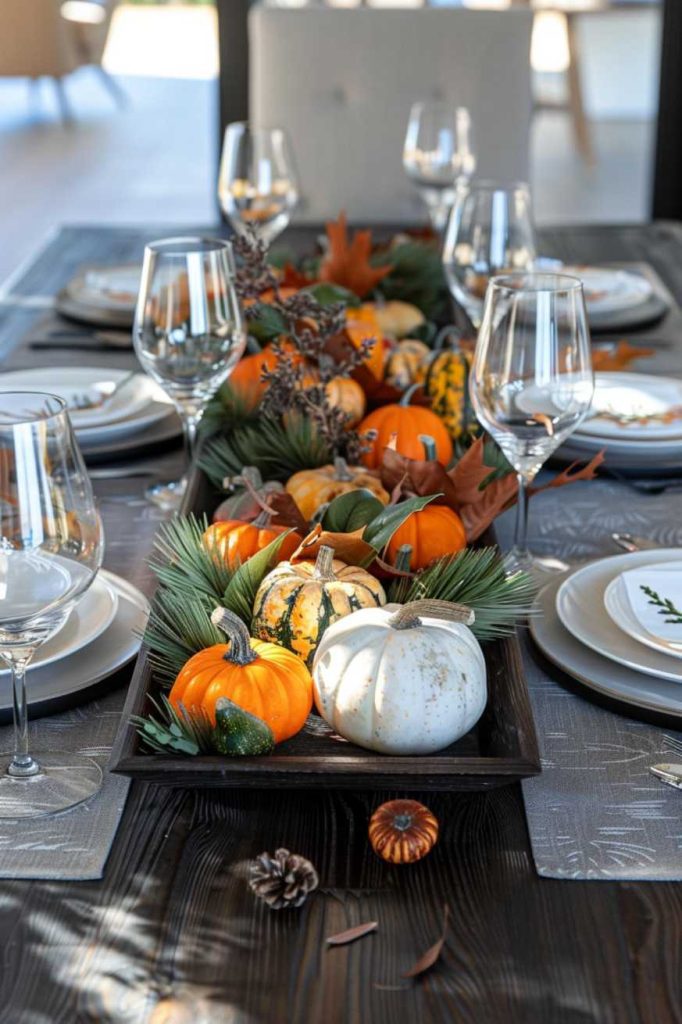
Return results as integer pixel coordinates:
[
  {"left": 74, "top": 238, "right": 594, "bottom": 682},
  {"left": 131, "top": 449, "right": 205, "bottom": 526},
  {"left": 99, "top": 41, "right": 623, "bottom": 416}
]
[
  {"left": 133, "top": 237, "right": 246, "bottom": 511},
  {"left": 403, "top": 101, "right": 476, "bottom": 232},
  {"left": 218, "top": 122, "right": 299, "bottom": 246},
  {"left": 443, "top": 181, "right": 536, "bottom": 330},
  {"left": 0, "top": 392, "right": 103, "bottom": 818},
  {"left": 470, "top": 273, "right": 594, "bottom": 575}
]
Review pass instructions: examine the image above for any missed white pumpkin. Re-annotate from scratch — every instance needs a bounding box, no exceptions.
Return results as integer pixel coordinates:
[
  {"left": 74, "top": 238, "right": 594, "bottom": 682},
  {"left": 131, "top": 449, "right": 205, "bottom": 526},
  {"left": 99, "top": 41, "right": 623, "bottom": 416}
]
[{"left": 312, "top": 600, "right": 487, "bottom": 755}]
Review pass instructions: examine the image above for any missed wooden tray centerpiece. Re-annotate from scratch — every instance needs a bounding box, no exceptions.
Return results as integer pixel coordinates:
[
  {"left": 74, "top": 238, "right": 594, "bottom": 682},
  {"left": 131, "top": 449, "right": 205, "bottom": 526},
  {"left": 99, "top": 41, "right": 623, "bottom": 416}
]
[{"left": 110, "top": 218, "right": 600, "bottom": 790}]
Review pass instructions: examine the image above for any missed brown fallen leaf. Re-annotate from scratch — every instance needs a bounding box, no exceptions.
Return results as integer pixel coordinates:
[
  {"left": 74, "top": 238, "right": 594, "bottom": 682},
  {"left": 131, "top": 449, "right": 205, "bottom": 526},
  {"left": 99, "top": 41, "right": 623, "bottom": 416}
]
[
  {"left": 458, "top": 474, "right": 519, "bottom": 543},
  {"left": 326, "top": 921, "right": 378, "bottom": 947},
  {"left": 380, "top": 446, "right": 460, "bottom": 506},
  {"left": 266, "top": 491, "right": 310, "bottom": 534},
  {"left": 291, "top": 523, "right": 377, "bottom": 567},
  {"left": 402, "top": 905, "right": 450, "bottom": 980},
  {"left": 529, "top": 449, "right": 605, "bottom": 495}
]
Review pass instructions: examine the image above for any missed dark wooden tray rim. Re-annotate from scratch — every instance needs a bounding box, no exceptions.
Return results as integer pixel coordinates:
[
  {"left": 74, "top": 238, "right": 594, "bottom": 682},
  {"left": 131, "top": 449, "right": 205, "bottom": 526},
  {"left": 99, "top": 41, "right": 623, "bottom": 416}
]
[{"left": 109, "top": 464, "right": 540, "bottom": 790}]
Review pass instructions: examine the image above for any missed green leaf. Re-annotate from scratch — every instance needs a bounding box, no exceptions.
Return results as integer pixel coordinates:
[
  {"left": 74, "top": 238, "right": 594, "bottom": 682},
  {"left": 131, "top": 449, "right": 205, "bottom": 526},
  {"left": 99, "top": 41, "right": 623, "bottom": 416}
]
[
  {"left": 373, "top": 241, "right": 448, "bottom": 322},
  {"left": 404, "top": 547, "right": 536, "bottom": 640},
  {"left": 131, "top": 696, "right": 213, "bottom": 756},
  {"left": 303, "top": 282, "right": 360, "bottom": 308},
  {"left": 363, "top": 494, "right": 440, "bottom": 551},
  {"left": 212, "top": 697, "right": 275, "bottom": 756},
  {"left": 151, "top": 514, "right": 234, "bottom": 601},
  {"left": 222, "top": 531, "right": 293, "bottom": 625},
  {"left": 321, "top": 489, "right": 385, "bottom": 533},
  {"left": 479, "top": 440, "right": 514, "bottom": 490},
  {"left": 247, "top": 302, "right": 288, "bottom": 342}
]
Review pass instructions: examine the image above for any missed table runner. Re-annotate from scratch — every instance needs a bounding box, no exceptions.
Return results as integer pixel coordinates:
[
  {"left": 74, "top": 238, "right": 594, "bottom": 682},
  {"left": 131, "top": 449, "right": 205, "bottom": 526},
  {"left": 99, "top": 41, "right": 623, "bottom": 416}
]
[{"left": 495, "top": 478, "right": 682, "bottom": 881}]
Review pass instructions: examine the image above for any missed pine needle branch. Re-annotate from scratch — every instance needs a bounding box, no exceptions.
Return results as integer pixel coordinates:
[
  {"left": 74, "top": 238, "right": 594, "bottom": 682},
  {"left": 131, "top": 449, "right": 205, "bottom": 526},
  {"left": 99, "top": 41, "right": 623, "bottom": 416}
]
[
  {"left": 132, "top": 695, "right": 213, "bottom": 756},
  {"left": 640, "top": 585, "right": 682, "bottom": 624},
  {"left": 150, "top": 514, "right": 234, "bottom": 600}
]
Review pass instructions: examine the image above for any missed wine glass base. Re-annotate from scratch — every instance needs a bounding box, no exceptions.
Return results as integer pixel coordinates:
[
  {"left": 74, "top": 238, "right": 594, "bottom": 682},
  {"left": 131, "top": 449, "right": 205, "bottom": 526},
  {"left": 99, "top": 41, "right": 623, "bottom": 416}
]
[
  {"left": 0, "top": 752, "right": 102, "bottom": 819},
  {"left": 505, "top": 550, "right": 570, "bottom": 580},
  {"left": 146, "top": 479, "right": 187, "bottom": 512}
]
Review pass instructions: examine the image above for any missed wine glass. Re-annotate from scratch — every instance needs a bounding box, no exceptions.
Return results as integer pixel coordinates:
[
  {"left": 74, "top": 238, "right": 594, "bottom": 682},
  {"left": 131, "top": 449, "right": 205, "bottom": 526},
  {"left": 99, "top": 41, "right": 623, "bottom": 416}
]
[
  {"left": 133, "top": 237, "right": 246, "bottom": 511},
  {"left": 0, "top": 392, "right": 103, "bottom": 818},
  {"left": 218, "top": 122, "right": 299, "bottom": 246},
  {"left": 443, "top": 181, "right": 536, "bottom": 330},
  {"left": 470, "top": 273, "right": 594, "bottom": 575},
  {"left": 403, "top": 101, "right": 476, "bottom": 232}
]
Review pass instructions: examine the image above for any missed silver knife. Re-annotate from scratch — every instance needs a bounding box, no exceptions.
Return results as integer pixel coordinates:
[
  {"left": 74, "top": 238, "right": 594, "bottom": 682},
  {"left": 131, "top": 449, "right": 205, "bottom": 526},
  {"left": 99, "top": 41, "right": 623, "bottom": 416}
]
[
  {"left": 649, "top": 764, "right": 682, "bottom": 790},
  {"left": 611, "top": 532, "right": 661, "bottom": 553}
]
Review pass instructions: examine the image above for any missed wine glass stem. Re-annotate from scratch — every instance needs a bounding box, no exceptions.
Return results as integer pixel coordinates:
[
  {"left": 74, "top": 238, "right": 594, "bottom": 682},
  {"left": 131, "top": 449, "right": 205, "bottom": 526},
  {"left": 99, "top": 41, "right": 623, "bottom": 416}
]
[
  {"left": 178, "top": 409, "right": 200, "bottom": 467},
  {"left": 512, "top": 473, "right": 530, "bottom": 563},
  {"left": 8, "top": 657, "right": 40, "bottom": 778}
]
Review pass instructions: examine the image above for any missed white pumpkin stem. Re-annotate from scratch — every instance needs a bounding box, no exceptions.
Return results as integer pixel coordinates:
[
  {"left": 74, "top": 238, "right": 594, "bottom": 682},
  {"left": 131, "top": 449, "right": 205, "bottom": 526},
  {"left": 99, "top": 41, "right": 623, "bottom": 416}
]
[
  {"left": 333, "top": 456, "right": 354, "bottom": 482},
  {"left": 389, "top": 599, "right": 475, "bottom": 630},
  {"left": 210, "top": 607, "right": 259, "bottom": 665},
  {"left": 313, "top": 545, "right": 336, "bottom": 581},
  {"left": 418, "top": 434, "right": 437, "bottom": 461},
  {"left": 222, "top": 466, "right": 264, "bottom": 493}
]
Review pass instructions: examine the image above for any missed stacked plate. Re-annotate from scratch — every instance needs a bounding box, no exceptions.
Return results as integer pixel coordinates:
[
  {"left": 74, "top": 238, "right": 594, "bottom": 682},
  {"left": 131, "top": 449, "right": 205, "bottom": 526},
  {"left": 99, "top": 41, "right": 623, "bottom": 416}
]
[
  {"left": 0, "top": 367, "right": 181, "bottom": 462},
  {"left": 561, "top": 264, "right": 669, "bottom": 332},
  {"left": 560, "top": 372, "right": 682, "bottom": 475},
  {"left": 0, "top": 571, "right": 149, "bottom": 723},
  {"left": 56, "top": 264, "right": 139, "bottom": 328},
  {"left": 531, "top": 550, "right": 682, "bottom": 721}
]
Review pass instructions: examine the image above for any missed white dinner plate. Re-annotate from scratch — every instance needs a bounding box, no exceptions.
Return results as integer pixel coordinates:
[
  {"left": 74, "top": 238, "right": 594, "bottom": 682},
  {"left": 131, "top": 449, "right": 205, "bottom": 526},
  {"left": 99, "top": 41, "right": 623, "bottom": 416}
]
[
  {"left": 531, "top": 575, "right": 682, "bottom": 721},
  {"left": 604, "top": 563, "right": 682, "bottom": 662},
  {"left": 0, "top": 367, "right": 165, "bottom": 429},
  {"left": 562, "top": 265, "right": 653, "bottom": 314},
  {"left": 68, "top": 264, "right": 139, "bottom": 313},
  {"left": 576, "top": 373, "right": 682, "bottom": 443},
  {"left": 0, "top": 573, "right": 117, "bottom": 676},
  {"left": 556, "top": 550, "right": 682, "bottom": 683}
]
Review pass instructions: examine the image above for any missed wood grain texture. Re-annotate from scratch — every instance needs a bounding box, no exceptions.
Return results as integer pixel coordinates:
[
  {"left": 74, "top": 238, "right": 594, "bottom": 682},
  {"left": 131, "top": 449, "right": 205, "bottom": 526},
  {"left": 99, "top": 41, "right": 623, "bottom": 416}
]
[{"left": 0, "top": 224, "right": 680, "bottom": 1023}]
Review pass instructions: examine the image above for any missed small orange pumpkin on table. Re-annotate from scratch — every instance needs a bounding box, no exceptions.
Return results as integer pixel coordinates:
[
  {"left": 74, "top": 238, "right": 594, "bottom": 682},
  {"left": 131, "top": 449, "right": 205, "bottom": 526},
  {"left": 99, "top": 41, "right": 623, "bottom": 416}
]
[
  {"left": 169, "top": 607, "right": 313, "bottom": 744},
  {"left": 359, "top": 385, "right": 453, "bottom": 469},
  {"left": 204, "top": 474, "right": 302, "bottom": 568},
  {"left": 369, "top": 799, "right": 439, "bottom": 864}
]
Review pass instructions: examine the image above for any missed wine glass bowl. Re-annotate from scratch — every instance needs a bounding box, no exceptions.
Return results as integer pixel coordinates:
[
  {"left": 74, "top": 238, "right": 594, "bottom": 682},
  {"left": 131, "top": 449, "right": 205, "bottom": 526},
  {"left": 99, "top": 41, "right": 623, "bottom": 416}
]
[
  {"left": 218, "top": 122, "right": 299, "bottom": 246},
  {"left": 403, "top": 101, "right": 476, "bottom": 232},
  {"left": 470, "top": 273, "right": 594, "bottom": 574},
  {"left": 0, "top": 391, "right": 103, "bottom": 816},
  {"left": 134, "top": 237, "right": 245, "bottom": 510},
  {"left": 443, "top": 180, "right": 536, "bottom": 329}
]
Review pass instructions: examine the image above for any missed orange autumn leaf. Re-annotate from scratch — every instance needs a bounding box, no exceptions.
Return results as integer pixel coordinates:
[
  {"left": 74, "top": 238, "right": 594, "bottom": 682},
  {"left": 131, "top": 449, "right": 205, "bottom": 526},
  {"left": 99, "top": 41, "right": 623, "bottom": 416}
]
[
  {"left": 447, "top": 436, "right": 496, "bottom": 506},
  {"left": 458, "top": 475, "right": 518, "bottom": 543},
  {"left": 319, "top": 211, "right": 393, "bottom": 299},
  {"left": 529, "top": 450, "right": 605, "bottom": 495},
  {"left": 291, "top": 523, "right": 376, "bottom": 567},
  {"left": 591, "top": 341, "right": 654, "bottom": 372}
]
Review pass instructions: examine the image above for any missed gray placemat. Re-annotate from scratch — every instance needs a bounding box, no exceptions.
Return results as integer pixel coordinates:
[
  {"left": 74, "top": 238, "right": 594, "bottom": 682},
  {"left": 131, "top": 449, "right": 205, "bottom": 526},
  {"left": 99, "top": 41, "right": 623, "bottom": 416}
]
[
  {"left": 493, "top": 476, "right": 682, "bottom": 881},
  {"left": 0, "top": 689, "right": 129, "bottom": 880}
]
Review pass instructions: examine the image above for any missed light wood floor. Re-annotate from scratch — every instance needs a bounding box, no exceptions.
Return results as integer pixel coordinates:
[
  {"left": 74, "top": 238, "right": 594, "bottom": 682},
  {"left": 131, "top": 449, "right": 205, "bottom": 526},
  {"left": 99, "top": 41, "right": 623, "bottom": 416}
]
[{"left": 0, "top": 73, "right": 653, "bottom": 286}]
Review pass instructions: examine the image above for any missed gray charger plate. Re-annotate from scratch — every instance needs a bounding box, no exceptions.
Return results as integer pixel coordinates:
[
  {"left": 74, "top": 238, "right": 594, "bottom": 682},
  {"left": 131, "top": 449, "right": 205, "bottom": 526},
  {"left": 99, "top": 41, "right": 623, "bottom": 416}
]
[
  {"left": 55, "top": 288, "right": 134, "bottom": 330},
  {"left": 554, "top": 439, "right": 682, "bottom": 478},
  {"left": 0, "top": 572, "right": 149, "bottom": 725},
  {"left": 530, "top": 574, "right": 682, "bottom": 725}
]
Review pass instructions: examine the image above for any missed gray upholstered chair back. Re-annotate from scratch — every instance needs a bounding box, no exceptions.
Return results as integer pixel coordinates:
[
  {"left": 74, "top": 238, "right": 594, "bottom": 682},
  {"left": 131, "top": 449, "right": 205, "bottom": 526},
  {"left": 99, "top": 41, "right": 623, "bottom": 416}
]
[{"left": 249, "top": 4, "right": 533, "bottom": 223}]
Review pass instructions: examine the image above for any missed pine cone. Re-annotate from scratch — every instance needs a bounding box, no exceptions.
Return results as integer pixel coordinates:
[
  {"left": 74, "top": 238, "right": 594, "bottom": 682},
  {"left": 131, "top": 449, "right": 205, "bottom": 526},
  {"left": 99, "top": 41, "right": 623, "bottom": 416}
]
[{"left": 249, "top": 848, "right": 319, "bottom": 910}]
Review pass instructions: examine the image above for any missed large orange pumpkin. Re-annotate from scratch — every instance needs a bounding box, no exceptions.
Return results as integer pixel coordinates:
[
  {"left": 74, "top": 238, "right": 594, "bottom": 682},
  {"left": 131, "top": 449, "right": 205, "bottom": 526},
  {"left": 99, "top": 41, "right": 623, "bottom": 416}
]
[
  {"left": 170, "top": 607, "right": 313, "bottom": 743},
  {"left": 386, "top": 505, "right": 467, "bottom": 569},
  {"left": 359, "top": 390, "right": 453, "bottom": 469},
  {"left": 203, "top": 519, "right": 301, "bottom": 569}
]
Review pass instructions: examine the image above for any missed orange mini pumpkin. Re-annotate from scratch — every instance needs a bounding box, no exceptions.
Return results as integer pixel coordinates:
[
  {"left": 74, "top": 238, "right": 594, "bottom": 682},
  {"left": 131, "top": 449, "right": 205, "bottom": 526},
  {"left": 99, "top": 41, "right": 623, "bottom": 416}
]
[
  {"left": 359, "top": 388, "right": 453, "bottom": 469},
  {"left": 386, "top": 505, "right": 467, "bottom": 570},
  {"left": 170, "top": 607, "right": 313, "bottom": 744},
  {"left": 368, "top": 799, "right": 439, "bottom": 864},
  {"left": 203, "top": 519, "right": 300, "bottom": 569},
  {"left": 345, "top": 305, "right": 386, "bottom": 382}
]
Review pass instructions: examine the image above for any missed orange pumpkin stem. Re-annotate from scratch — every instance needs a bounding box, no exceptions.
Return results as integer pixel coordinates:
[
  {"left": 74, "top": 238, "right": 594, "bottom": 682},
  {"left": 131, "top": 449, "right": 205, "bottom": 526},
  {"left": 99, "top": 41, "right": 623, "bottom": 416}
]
[
  {"left": 210, "top": 607, "right": 259, "bottom": 666},
  {"left": 313, "top": 545, "right": 336, "bottom": 581},
  {"left": 389, "top": 599, "right": 475, "bottom": 631}
]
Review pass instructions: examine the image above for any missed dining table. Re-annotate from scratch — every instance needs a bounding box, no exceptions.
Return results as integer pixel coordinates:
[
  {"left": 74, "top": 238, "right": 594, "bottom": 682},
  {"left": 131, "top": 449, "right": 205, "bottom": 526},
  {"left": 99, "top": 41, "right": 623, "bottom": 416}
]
[{"left": 0, "top": 220, "right": 680, "bottom": 1024}]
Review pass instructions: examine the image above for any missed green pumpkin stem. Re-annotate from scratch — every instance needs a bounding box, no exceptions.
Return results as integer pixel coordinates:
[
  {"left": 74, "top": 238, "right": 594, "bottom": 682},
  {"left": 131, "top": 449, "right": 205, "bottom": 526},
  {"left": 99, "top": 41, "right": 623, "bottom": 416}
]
[
  {"left": 333, "top": 456, "right": 354, "bottom": 482},
  {"left": 394, "top": 544, "right": 413, "bottom": 574},
  {"left": 211, "top": 607, "right": 259, "bottom": 665},
  {"left": 389, "top": 599, "right": 474, "bottom": 631},
  {"left": 399, "top": 383, "right": 421, "bottom": 407},
  {"left": 313, "top": 545, "right": 336, "bottom": 581},
  {"left": 418, "top": 434, "right": 437, "bottom": 461}
]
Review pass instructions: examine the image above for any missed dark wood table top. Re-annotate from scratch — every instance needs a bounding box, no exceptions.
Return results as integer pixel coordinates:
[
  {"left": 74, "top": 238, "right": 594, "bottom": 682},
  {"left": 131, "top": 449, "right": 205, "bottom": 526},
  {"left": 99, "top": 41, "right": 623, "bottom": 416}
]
[{"left": 0, "top": 222, "right": 680, "bottom": 1024}]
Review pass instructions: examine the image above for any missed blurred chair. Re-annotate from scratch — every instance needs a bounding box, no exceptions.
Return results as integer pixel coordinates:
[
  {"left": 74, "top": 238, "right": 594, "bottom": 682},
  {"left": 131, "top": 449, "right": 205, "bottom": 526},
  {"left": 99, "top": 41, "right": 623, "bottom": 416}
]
[
  {"left": 249, "top": 4, "right": 533, "bottom": 223},
  {"left": 0, "top": 0, "right": 123, "bottom": 120}
]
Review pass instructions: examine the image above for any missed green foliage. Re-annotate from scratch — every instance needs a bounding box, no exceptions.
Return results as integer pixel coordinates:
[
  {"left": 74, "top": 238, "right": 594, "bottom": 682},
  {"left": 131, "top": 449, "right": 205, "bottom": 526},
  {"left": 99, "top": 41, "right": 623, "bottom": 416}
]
[
  {"left": 402, "top": 547, "right": 536, "bottom": 640},
  {"left": 131, "top": 696, "right": 213, "bottom": 757},
  {"left": 144, "top": 589, "right": 222, "bottom": 683},
  {"left": 479, "top": 439, "right": 514, "bottom": 490},
  {"left": 247, "top": 302, "right": 288, "bottom": 342},
  {"left": 363, "top": 494, "right": 439, "bottom": 551},
  {"left": 199, "top": 413, "right": 333, "bottom": 485},
  {"left": 200, "top": 383, "right": 260, "bottom": 440},
  {"left": 374, "top": 241, "right": 449, "bottom": 322},
  {"left": 222, "top": 531, "right": 293, "bottom": 624},
  {"left": 151, "top": 514, "right": 233, "bottom": 600},
  {"left": 302, "top": 282, "right": 360, "bottom": 308},
  {"left": 321, "top": 489, "right": 385, "bottom": 533},
  {"left": 641, "top": 585, "right": 682, "bottom": 624}
]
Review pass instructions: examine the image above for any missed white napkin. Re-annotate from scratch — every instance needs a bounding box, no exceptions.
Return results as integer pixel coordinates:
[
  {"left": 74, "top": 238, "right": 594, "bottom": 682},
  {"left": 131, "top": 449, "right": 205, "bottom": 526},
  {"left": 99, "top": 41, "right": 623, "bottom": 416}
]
[{"left": 622, "top": 564, "right": 682, "bottom": 645}]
